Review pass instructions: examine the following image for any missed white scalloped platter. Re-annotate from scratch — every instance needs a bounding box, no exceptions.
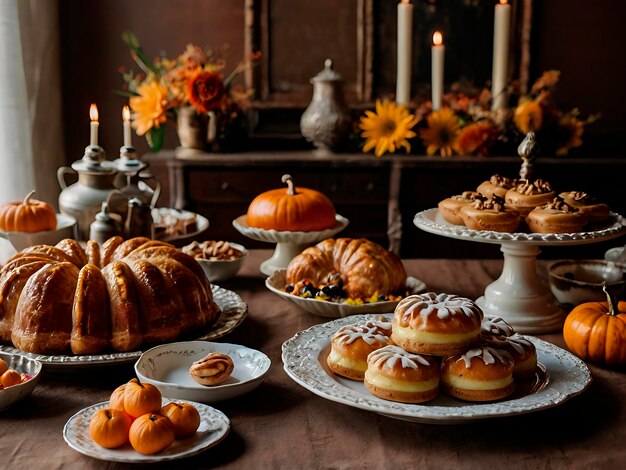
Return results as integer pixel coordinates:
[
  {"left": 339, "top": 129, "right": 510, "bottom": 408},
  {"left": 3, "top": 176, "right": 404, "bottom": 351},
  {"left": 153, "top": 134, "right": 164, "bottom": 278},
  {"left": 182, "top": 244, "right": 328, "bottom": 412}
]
[
  {"left": 232, "top": 214, "right": 349, "bottom": 244},
  {"left": 0, "top": 285, "right": 247, "bottom": 370},
  {"left": 414, "top": 208, "right": 626, "bottom": 246},
  {"left": 282, "top": 314, "right": 592, "bottom": 424},
  {"left": 63, "top": 398, "right": 229, "bottom": 463},
  {"left": 266, "top": 270, "right": 427, "bottom": 318}
]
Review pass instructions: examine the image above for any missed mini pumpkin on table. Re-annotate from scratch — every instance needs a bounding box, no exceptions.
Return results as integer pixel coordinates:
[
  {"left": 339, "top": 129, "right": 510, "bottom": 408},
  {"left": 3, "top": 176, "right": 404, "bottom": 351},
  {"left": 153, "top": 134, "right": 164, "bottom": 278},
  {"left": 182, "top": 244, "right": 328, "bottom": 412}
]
[{"left": 0, "top": 190, "right": 57, "bottom": 233}]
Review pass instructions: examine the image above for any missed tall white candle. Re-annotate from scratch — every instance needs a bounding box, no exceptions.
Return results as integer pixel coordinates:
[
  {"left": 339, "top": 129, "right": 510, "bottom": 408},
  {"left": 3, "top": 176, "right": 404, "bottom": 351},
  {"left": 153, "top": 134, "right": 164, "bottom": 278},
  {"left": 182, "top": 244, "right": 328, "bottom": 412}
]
[
  {"left": 431, "top": 31, "right": 445, "bottom": 111},
  {"left": 396, "top": 0, "right": 413, "bottom": 105},
  {"left": 122, "top": 105, "right": 132, "bottom": 147},
  {"left": 89, "top": 103, "right": 99, "bottom": 146},
  {"left": 491, "top": 0, "right": 511, "bottom": 111}
]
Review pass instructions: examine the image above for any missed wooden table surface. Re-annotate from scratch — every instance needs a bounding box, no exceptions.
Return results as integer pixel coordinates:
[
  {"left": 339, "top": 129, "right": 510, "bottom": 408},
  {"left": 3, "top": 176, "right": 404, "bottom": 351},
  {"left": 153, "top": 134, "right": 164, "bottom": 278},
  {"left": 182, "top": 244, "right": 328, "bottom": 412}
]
[{"left": 1, "top": 250, "right": 624, "bottom": 469}]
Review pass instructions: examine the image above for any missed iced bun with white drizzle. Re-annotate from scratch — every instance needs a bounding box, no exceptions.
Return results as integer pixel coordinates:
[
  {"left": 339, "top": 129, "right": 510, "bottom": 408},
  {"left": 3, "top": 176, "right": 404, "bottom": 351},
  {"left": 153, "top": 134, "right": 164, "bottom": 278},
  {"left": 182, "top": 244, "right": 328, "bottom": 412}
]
[
  {"left": 391, "top": 292, "right": 483, "bottom": 356},
  {"left": 364, "top": 345, "right": 440, "bottom": 403},
  {"left": 483, "top": 333, "right": 537, "bottom": 380},
  {"left": 327, "top": 319, "right": 393, "bottom": 380},
  {"left": 441, "top": 347, "right": 515, "bottom": 402},
  {"left": 481, "top": 315, "right": 515, "bottom": 339}
]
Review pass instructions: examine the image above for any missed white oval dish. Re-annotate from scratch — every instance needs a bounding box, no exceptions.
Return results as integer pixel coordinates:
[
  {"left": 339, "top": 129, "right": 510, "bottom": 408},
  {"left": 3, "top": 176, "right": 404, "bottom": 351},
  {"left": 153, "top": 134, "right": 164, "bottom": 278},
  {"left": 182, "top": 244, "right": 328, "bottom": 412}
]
[
  {"left": 0, "top": 352, "right": 42, "bottom": 412},
  {"left": 63, "top": 398, "right": 229, "bottom": 463},
  {"left": 0, "top": 213, "right": 77, "bottom": 252},
  {"left": 266, "top": 269, "right": 427, "bottom": 318},
  {"left": 135, "top": 341, "right": 271, "bottom": 403}
]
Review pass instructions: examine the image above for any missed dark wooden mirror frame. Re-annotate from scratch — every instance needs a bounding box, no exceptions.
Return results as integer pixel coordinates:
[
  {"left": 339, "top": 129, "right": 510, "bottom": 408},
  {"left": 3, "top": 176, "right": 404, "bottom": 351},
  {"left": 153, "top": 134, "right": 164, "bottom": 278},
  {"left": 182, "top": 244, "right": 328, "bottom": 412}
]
[{"left": 243, "top": 0, "right": 533, "bottom": 139}]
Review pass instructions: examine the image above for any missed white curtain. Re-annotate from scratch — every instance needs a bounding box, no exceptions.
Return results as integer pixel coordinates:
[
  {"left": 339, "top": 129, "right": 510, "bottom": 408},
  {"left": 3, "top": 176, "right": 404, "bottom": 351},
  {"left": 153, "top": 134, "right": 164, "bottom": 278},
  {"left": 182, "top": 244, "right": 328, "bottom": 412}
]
[{"left": 0, "top": 0, "right": 64, "bottom": 262}]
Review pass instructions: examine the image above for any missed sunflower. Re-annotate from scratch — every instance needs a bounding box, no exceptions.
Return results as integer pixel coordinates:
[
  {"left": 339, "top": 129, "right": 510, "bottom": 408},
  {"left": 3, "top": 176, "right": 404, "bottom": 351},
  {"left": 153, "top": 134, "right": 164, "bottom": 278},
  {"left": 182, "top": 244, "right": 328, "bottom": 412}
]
[
  {"left": 514, "top": 99, "right": 543, "bottom": 134},
  {"left": 419, "top": 107, "right": 460, "bottom": 157},
  {"left": 556, "top": 114, "right": 584, "bottom": 156},
  {"left": 129, "top": 80, "right": 168, "bottom": 136},
  {"left": 359, "top": 100, "right": 418, "bottom": 157},
  {"left": 455, "top": 121, "right": 498, "bottom": 156}
]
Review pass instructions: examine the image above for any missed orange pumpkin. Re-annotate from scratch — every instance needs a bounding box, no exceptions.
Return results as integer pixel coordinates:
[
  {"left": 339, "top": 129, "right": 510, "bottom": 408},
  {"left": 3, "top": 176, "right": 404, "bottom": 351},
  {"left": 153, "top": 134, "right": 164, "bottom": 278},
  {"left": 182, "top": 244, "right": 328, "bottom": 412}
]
[
  {"left": 563, "top": 285, "right": 626, "bottom": 366},
  {"left": 129, "top": 413, "right": 175, "bottom": 455},
  {"left": 0, "top": 369, "right": 22, "bottom": 387},
  {"left": 0, "top": 357, "right": 8, "bottom": 375},
  {"left": 0, "top": 190, "right": 57, "bottom": 233},
  {"left": 123, "top": 378, "right": 162, "bottom": 419},
  {"left": 89, "top": 408, "right": 132, "bottom": 449},
  {"left": 160, "top": 402, "right": 201, "bottom": 438},
  {"left": 246, "top": 174, "right": 336, "bottom": 231},
  {"left": 109, "top": 383, "right": 127, "bottom": 411}
]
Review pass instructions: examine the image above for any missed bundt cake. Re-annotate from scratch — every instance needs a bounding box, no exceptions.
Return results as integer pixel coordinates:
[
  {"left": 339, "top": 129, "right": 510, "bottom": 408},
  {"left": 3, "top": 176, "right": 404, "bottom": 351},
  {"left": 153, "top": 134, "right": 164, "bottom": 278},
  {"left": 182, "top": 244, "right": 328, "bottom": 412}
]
[{"left": 0, "top": 237, "right": 220, "bottom": 355}]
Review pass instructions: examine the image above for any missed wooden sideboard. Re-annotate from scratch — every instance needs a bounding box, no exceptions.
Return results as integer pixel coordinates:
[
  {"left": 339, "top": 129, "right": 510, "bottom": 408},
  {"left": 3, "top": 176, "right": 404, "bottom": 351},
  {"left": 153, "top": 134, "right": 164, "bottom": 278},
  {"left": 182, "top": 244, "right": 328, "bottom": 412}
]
[{"left": 145, "top": 149, "right": 626, "bottom": 259}]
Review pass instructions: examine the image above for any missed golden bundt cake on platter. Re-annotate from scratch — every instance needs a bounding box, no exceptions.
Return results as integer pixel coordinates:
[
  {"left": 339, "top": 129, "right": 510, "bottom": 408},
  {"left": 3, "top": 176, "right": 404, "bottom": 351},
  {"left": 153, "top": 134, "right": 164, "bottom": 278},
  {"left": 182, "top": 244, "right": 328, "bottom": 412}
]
[
  {"left": 285, "top": 238, "right": 407, "bottom": 300},
  {"left": 0, "top": 236, "right": 220, "bottom": 355}
]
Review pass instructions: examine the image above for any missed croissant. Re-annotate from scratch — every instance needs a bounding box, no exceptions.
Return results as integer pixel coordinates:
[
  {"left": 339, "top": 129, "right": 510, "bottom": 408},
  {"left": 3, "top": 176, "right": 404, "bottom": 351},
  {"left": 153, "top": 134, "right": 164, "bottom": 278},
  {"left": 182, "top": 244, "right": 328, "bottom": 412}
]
[{"left": 285, "top": 238, "right": 407, "bottom": 299}]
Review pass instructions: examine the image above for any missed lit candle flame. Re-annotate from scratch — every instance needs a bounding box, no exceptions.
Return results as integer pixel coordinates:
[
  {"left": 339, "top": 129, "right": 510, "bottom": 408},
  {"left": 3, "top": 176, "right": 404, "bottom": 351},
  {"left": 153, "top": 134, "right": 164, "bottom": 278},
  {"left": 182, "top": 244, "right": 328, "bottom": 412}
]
[
  {"left": 433, "top": 31, "right": 443, "bottom": 46},
  {"left": 89, "top": 104, "right": 99, "bottom": 122},
  {"left": 122, "top": 105, "right": 131, "bottom": 123},
  {"left": 499, "top": 0, "right": 508, "bottom": 4}
]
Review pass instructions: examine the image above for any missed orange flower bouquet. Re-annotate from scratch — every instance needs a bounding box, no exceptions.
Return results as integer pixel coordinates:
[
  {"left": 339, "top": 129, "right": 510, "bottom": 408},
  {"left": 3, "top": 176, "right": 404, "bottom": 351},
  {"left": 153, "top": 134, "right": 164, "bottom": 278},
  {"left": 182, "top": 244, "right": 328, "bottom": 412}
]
[{"left": 119, "top": 31, "right": 256, "bottom": 152}]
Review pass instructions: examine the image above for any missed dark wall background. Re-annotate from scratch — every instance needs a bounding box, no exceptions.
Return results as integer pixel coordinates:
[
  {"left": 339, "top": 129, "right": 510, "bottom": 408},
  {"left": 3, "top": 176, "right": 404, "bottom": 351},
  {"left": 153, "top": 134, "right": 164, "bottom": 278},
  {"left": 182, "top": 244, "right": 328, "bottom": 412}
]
[{"left": 59, "top": 0, "right": 626, "bottom": 161}]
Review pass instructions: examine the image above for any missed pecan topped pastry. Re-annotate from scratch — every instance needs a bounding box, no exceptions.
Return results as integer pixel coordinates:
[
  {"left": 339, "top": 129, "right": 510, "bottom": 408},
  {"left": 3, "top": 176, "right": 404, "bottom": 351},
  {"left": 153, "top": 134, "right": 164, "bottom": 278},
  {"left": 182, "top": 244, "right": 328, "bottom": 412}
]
[
  {"left": 504, "top": 178, "right": 556, "bottom": 216},
  {"left": 460, "top": 194, "right": 521, "bottom": 232},
  {"left": 526, "top": 196, "right": 589, "bottom": 234},
  {"left": 438, "top": 191, "right": 484, "bottom": 225},
  {"left": 476, "top": 174, "right": 518, "bottom": 198},
  {"left": 559, "top": 191, "right": 610, "bottom": 223}
]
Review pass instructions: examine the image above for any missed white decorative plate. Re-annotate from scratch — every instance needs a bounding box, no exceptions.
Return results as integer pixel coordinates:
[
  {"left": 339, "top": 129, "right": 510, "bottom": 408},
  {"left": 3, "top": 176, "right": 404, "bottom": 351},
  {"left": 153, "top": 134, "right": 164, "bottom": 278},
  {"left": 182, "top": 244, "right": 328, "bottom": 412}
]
[
  {"left": 156, "top": 211, "right": 209, "bottom": 243},
  {"left": 266, "top": 270, "right": 427, "bottom": 318},
  {"left": 414, "top": 208, "right": 626, "bottom": 245},
  {"left": 232, "top": 214, "right": 349, "bottom": 244},
  {"left": 282, "top": 314, "right": 592, "bottom": 424},
  {"left": 63, "top": 398, "right": 229, "bottom": 463},
  {"left": 135, "top": 341, "right": 271, "bottom": 403},
  {"left": 0, "top": 285, "right": 247, "bottom": 370}
]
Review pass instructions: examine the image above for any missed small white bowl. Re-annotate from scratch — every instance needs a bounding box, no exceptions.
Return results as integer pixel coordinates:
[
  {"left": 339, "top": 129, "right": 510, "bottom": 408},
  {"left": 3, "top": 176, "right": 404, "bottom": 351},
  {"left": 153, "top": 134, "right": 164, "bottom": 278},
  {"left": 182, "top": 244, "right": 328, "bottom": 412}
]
[
  {"left": 134, "top": 341, "right": 270, "bottom": 403},
  {"left": 0, "top": 352, "right": 42, "bottom": 411},
  {"left": 0, "top": 213, "right": 77, "bottom": 252},
  {"left": 195, "top": 242, "right": 248, "bottom": 282},
  {"left": 548, "top": 259, "right": 626, "bottom": 306}
]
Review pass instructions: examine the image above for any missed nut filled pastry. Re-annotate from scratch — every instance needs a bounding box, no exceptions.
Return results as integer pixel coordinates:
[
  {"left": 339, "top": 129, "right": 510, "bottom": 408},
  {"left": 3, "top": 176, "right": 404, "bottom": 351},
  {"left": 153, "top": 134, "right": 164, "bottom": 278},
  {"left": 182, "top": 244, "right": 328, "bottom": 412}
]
[{"left": 189, "top": 352, "right": 234, "bottom": 386}]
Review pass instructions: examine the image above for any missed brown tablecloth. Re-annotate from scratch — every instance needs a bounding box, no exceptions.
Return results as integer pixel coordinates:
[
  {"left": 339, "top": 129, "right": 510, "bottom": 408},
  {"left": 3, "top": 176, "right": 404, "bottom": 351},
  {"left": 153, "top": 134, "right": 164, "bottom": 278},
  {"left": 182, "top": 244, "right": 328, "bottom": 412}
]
[{"left": 1, "top": 250, "right": 625, "bottom": 469}]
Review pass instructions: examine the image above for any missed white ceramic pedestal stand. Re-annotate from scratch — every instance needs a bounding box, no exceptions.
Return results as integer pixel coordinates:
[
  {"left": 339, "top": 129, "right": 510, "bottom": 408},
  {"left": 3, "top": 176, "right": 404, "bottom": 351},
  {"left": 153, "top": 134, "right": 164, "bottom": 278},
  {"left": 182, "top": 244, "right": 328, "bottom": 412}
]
[
  {"left": 414, "top": 208, "right": 626, "bottom": 334},
  {"left": 233, "top": 214, "right": 349, "bottom": 276}
]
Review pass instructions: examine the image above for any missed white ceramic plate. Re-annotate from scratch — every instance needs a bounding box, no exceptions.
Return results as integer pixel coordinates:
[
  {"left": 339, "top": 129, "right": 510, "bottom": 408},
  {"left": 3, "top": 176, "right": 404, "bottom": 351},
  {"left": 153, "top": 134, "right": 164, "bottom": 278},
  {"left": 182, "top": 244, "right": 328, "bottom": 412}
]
[
  {"left": 0, "top": 285, "right": 247, "bottom": 370},
  {"left": 0, "top": 352, "right": 42, "bottom": 412},
  {"left": 63, "top": 398, "right": 229, "bottom": 463},
  {"left": 0, "top": 213, "right": 77, "bottom": 252},
  {"left": 135, "top": 341, "right": 271, "bottom": 403},
  {"left": 232, "top": 214, "right": 349, "bottom": 244},
  {"left": 266, "top": 270, "right": 427, "bottom": 318},
  {"left": 282, "top": 314, "right": 592, "bottom": 424},
  {"left": 156, "top": 211, "right": 209, "bottom": 243},
  {"left": 414, "top": 208, "right": 626, "bottom": 246}
]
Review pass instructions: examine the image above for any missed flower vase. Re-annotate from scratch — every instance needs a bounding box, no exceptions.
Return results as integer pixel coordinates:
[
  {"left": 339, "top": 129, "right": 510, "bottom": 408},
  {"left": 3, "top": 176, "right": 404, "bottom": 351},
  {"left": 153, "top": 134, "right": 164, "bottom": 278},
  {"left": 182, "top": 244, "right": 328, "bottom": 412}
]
[{"left": 176, "top": 106, "right": 218, "bottom": 151}]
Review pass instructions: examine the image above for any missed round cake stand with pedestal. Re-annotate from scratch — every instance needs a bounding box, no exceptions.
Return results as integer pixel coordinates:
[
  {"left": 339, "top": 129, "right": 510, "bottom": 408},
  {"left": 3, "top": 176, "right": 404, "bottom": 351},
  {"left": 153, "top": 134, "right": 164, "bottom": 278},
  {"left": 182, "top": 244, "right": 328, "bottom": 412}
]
[
  {"left": 233, "top": 215, "right": 349, "bottom": 276},
  {"left": 414, "top": 209, "right": 626, "bottom": 334}
]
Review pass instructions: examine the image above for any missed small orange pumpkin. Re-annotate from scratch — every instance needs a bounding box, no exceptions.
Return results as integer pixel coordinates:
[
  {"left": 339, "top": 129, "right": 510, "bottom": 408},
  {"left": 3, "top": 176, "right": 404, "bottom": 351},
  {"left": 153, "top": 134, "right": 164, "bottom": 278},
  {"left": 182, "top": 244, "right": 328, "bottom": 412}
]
[
  {"left": 0, "top": 190, "right": 57, "bottom": 233},
  {"left": 0, "top": 369, "right": 22, "bottom": 387},
  {"left": 563, "top": 285, "right": 626, "bottom": 366},
  {"left": 109, "top": 383, "right": 127, "bottom": 411},
  {"left": 0, "top": 357, "right": 8, "bottom": 375},
  {"left": 160, "top": 402, "right": 201, "bottom": 438},
  {"left": 123, "top": 378, "right": 162, "bottom": 419},
  {"left": 129, "top": 413, "right": 175, "bottom": 455},
  {"left": 246, "top": 174, "right": 336, "bottom": 231},
  {"left": 89, "top": 408, "right": 132, "bottom": 449}
]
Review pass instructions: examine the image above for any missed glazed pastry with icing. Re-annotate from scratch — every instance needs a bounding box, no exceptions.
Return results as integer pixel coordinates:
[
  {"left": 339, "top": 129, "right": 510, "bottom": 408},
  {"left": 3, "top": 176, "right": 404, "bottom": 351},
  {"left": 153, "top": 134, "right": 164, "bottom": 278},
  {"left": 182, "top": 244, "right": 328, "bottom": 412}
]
[
  {"left": 441, "top": 347, "right": 515, "bottom": 401},
  {"left": 476, "top": 174, "right": 518, "bottom": 199},
  {"left": 526, "top": 196, "right": 589, "bottom": 234},
  {"left": 481, "top": 315, "right": 515, "bottom": 339},
  {"left": 364, "top": 345, "right": 440, "bottom": 403},
  {"left": 559, "top": 191, "right": 610, "bottom": 223},
  {"left": 459, "top": 195, "right": 521, "bottom": 232},
  {"left": 391, "top": 292, "right": 483, "bottom": 356},
  {"left": 327, "top": 319, "right": 394, "bottom": 380},
  {"left": 505, "top": 179, "right": 556, "bottom": 216},
  {"left": 483, "top": 333, "right": 537, "bottom": 380},
  {"left": 438, "top": 191, "right": 483, "bottom": 225}
]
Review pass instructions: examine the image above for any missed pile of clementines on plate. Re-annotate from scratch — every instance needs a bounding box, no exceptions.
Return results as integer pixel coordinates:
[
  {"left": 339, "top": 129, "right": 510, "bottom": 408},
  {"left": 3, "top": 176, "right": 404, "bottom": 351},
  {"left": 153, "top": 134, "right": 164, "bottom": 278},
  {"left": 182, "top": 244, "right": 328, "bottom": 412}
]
[{"left": 89, "top": 378, "right": 200, "bottom": 455}]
